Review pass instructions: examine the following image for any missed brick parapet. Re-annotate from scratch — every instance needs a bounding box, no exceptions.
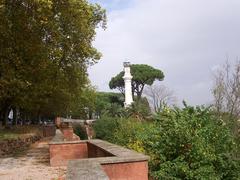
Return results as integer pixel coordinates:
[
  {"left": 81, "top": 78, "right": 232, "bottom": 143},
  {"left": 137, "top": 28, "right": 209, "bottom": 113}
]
[{"left": 49, "top": 129, "right": 149, "bottom": 179}]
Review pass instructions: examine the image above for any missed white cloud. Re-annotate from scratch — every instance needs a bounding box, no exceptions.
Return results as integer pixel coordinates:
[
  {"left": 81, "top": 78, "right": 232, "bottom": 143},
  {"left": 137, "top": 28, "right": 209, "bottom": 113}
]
[{"left": 89, "top": 0, "right": 240, "bottom": 105}]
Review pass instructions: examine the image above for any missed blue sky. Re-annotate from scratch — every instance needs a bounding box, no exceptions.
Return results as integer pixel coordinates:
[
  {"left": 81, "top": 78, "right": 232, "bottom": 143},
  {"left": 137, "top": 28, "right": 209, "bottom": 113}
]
[
  {"left": 88, "top": 0, "right": 240, "bottom": 106},
  {"left": 90, "top": 0, "right": 133, "bottom": 11}
]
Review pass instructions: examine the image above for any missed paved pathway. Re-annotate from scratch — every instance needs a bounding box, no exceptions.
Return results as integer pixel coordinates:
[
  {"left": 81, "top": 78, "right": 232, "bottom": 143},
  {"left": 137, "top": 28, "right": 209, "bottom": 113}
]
[{"left": 0, "top": 138, "right": 66, "bottom": 180}]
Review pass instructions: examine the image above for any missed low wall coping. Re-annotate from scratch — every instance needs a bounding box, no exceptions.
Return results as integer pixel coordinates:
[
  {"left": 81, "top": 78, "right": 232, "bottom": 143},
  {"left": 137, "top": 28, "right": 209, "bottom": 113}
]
[
  {"left": 50, "top": 130, "right": 149, "bottom": 180},
  {"left": 49, "top": 133, "right": 149, "bottom": 163},
  {"left": 67, "top": 160, "right": 109, "bottom": 180},
  {"left": 65, "top": 140, "right": 149, "bottom": 180},
  {"left": 88, "top": 139, "right": 149, "bottom": 162},
  {"left": 50, "top": 129, "right": 64, "bottom": 142}
]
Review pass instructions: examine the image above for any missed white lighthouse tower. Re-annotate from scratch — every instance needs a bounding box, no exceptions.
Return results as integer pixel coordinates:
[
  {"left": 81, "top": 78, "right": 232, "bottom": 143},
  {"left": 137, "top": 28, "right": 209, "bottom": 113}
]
[{"left": 123, "top": 62, "right": 133, "bottom": 107}]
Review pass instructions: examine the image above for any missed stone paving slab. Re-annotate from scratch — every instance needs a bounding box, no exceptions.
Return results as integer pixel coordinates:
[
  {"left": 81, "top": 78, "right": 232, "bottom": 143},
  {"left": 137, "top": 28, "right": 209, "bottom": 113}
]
[{"left": 67, "top": 160, "right": 109, "bottom": 180}]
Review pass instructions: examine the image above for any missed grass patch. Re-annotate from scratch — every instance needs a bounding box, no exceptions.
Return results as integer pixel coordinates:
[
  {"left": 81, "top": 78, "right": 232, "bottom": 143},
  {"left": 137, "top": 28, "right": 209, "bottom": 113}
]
[
  {"left": 0, "top": 125, "right": 42, "bottom": 141},
  {"left": 0, "top": 131, "right": 20, "bottom": 140}
]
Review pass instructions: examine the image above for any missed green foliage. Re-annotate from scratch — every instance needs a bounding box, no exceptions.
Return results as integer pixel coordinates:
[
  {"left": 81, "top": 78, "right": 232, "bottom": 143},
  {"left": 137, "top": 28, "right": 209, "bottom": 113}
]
[
  {"left": 70, "top": 85, "right": 97, "bottom": 119},
  {"left": 109, "top": 64, "right": 164, "bottom": 98},
  {"left": 213, "top": 112, "right": 240, "bottom": 160},
  {"left": 93, "top": 116, "right": 149, "bottom": 151},
  {"left": 146, "top": 105, "right": 240, "bottom": 179},
  {"left": 94, "top": 104, "right": 240, "bottom": 179},
  {"left": 73, "top": 124, "right": 88, "bottom": 140},
  {"left": 0, "top": 0, "right": 106, "bottom": 121},
  {"left": 125, "top": 97, "right": 152, "bottom": 120},
  {"left": 93, "top": 116, "right": 119, "bottom": 141},
  {"left": 109, "top": 72, "right": 125, "bottom": 94},
  {"left": 112, "top": 118, "right": 153, "bottom": 153},
  {"left": 94, "top": 92, "right": 151, "bottom": 119},
  {"left": 95, "top": 92, "right": 124, "bottom": 117}
]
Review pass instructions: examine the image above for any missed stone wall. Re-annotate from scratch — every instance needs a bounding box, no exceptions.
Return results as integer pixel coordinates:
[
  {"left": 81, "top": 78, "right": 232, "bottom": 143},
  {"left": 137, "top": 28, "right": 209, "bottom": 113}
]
[
  {"left": 49, "top": 142, "right": 88, "bottom": 166},
  {"left": 102, "top": 161, "right": 148, "bottom": 180},
  {"left": 54, "top": 117, "right": 80, "bottom": 141},
  {"left": 0, "top": 135, "right": 41, "bottom": 156},
  {"left": 43, "top": 124, "right": 56, "bottom": 137},
  {"left": 50, "top": 130, "right": 149, "bottom": 180},
  {"left": 87, "top": 142, "right": 114, "bottom": 158},
  {"left": 61, "top": 127, "right": 80, "bottom": 141}
]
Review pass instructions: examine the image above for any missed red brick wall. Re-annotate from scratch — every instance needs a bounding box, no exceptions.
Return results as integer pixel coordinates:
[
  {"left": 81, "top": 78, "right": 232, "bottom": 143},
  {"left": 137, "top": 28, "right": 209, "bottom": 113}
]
[
  {"left": 102, "top": 161, "right": 148, "bottom": 180},
  {"left": 61, "top": 128, "right": 74, "bottom": 141},
  {"left": 49, "top": 143, "right": 88, "bottom": 166},
  {"left": 42, "top": 125, "right": 56, "bottom": 137}
]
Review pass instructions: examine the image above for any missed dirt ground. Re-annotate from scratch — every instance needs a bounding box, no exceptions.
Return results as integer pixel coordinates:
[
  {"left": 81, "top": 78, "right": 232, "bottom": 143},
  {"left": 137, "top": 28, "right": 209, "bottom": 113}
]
[{"left": 0, "top": 138, "right": 66, "bottom": 180}]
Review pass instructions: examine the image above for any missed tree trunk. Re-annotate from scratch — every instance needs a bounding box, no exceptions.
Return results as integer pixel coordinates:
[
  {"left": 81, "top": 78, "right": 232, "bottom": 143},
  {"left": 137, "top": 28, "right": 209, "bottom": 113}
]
[
  {"left": 22, "top": 113, "right": 26, "bottom": 125},
  {"left": 38, "top": 114, "right": 42, "bottom": 124},
  {"left": 3, "top": 107, "right": 9, "bottom": 127},
  {"left": 0, "top": 110, "right": 3, "bottom": 126}
]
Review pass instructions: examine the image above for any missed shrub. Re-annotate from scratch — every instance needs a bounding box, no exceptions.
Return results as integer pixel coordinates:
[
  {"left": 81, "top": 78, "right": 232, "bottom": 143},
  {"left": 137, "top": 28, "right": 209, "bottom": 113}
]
[
  {"left": 93, "top": 116, "right": 119, "bottom": 141},
  {"left": 146, "top": 105, "right": 240, "bottom": 179},
  {"left": 93, "top": 105, "right": 240, "bottom": 179},
  {"left": 111, "top": 118, "right": 153, "bottom": 152},
  {"left": 73, "top": 124, "right": 88, "bottom": 140},
  {"left": 125, "top": 98, "right": 152, "bottom": 120}
]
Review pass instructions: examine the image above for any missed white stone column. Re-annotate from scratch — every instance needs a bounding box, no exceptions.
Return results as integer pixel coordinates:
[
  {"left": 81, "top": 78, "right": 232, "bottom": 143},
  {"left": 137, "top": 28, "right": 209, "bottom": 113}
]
[{"left": 123, "top": 62, "right": 133, "bottom": 107}]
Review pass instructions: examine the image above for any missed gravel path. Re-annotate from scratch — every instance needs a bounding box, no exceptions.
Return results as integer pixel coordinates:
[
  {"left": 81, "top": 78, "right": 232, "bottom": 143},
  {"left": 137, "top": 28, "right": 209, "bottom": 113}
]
[{"left": 0, "top": 138, "right": 66, "bottom": 180}]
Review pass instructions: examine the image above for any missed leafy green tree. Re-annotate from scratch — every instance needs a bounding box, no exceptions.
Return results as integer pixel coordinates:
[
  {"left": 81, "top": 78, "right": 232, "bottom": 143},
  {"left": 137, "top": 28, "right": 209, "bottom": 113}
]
[
  {"left": 109, "top": 64, "right": 164, "bottom": 99},
  {"left": 0, "top": 0, "right": 106, "bottom": 125},
  {"left": 95, "top": 92, "right": 124, "bottom": 117},
  {"left": 0, "top": 0, "right": 51, "bottom": 124},
  {"left": 125, "top": 97, "right": 152, "bottom": 121},
  {"left": 70, "top": 85, "right": 97, "bottom": 119}
]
